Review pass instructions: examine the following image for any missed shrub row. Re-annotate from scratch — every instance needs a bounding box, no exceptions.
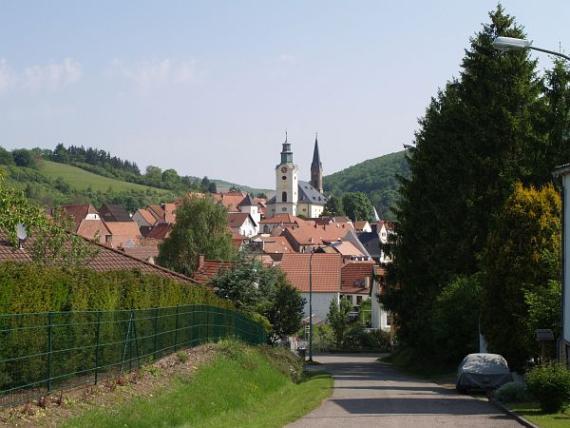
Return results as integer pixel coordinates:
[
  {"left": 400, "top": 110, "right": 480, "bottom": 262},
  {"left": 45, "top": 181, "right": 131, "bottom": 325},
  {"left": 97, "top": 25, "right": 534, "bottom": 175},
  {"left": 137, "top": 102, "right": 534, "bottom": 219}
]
[{"left": 0, "top": 262, "right": 230, "bottom": 313}]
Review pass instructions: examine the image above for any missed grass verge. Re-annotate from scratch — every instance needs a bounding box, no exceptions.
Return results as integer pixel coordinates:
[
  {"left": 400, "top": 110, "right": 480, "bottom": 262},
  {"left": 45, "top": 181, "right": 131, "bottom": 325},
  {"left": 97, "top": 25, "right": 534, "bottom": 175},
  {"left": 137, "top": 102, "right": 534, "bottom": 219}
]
[
  {"left": 64, "top": 341, "right": 332, "bottom": 428},
  {"left": 508, "top": 403, "right": 570, "bottom": 428}
]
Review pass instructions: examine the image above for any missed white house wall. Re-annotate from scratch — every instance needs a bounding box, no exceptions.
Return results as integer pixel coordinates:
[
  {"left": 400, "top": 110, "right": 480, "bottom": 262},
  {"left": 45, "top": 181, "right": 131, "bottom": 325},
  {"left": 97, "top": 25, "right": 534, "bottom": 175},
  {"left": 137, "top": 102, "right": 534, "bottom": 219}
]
[{"left": 301, "top": 292, "right": 339, "bottom": 322}]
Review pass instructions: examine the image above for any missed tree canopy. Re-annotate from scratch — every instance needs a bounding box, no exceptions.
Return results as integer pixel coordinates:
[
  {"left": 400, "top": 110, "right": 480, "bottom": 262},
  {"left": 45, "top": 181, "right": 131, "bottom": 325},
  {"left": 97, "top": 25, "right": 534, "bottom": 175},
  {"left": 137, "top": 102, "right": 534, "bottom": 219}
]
[{"left": 157, "top": 195, "right": 235, "bottom": 276}]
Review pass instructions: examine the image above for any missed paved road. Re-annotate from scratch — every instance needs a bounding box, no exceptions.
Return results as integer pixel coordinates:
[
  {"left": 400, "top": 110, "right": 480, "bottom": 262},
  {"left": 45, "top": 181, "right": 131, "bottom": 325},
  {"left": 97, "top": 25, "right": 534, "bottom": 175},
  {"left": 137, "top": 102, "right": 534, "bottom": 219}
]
[{"left": 288, "top": 354, "right": 522, "bottom": 428}]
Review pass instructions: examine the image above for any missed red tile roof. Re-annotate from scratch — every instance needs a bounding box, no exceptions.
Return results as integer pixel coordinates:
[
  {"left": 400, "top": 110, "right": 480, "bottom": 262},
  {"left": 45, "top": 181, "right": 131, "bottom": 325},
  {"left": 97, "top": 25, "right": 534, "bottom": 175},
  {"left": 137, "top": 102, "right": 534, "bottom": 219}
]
[
  {"left": 282, "top": 222, "right": 353, "bottom": 247},
  {"left": 0, "top": 230, "right": 194, "bottom": 283},
  {"left": 211, "top": 192, "right": 248, "bottom": 212},
  {"left": 146, "top": 222, "right": 172, "bottom": 240},
  {"left": 76, "top": 219, "right": 111, "bottom": 243},
  {"left": 278, "top": 253, "right": 342, "bottom": 293},
  {"left": 259, "top": 213, "right": 301, "bottom": 225},
  {"left": 341, "top": 261, "right": 375, "bottom": 294},
  {"left": 228, "top": 212, "right": 255, "bottom": 229},
  {"left": 255, "top": 236, "right": 293, "bottom": 254},
  {"left": 193, "top": 259, "right": 234, "bottom": 284},
  {"left": 136, "top": 208, "right": 160, "bottom": 226},
  {"left": 60, "top": 204, "right": 99, "bottom": 230},
  {"left": 332, "top": 241, "right": 366, "bottom": 258},
  {"left": 105, "top": 221, "right": 142, "bottom": 248}
]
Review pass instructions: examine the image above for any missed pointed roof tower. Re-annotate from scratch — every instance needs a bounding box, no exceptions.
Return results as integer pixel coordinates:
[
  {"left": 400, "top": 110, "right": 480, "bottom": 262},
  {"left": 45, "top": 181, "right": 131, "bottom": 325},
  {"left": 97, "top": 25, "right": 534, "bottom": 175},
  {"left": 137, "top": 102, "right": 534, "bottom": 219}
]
[
  {"left": 310, "top": 133, "right": 323, "bottom": 194},
  {"left": 311, "top": 133, "right": 322, "bottom": 169}
]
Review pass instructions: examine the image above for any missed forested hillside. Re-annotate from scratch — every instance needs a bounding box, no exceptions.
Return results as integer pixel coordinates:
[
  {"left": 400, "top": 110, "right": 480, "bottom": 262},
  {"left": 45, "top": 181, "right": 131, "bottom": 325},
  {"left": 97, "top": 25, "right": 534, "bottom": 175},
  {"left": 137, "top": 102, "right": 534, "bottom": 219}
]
[
  {"left": 0, "top": 144, "right": 268, "bottom": 211},
  {"left": 323, "top": 150, "right": 409, "bottom": 220}
]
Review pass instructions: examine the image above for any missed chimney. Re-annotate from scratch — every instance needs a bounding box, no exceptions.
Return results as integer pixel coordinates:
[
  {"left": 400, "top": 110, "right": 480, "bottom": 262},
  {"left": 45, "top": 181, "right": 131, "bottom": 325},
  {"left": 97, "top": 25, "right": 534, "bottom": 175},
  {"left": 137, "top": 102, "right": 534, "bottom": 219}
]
[{"left": 198, "top": 255, "right": 205, "bottom": 270}]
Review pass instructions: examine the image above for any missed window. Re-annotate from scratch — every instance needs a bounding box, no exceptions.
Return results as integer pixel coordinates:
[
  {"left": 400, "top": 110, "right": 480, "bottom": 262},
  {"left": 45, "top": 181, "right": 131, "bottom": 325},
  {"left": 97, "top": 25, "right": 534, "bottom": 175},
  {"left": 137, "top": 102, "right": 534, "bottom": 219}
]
[
  {"left": 282, "top": 191, "right": 287, "bottom": 202},
  {"left": 282, "top": 207, "right": 287, "bottom": 212},
  {"left": 282, "top": 175, "right": 287, "bottom": 180},
  {"left": 356, "top": 296, "right": 363, "bottom": 305}
]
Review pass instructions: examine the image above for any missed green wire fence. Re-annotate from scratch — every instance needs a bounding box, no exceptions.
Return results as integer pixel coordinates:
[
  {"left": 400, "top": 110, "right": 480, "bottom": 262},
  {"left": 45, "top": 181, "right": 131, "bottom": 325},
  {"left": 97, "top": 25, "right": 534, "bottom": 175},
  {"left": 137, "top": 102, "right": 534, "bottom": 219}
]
[{"left": 0, "top": 305, "right": 266, "bottom": 407}]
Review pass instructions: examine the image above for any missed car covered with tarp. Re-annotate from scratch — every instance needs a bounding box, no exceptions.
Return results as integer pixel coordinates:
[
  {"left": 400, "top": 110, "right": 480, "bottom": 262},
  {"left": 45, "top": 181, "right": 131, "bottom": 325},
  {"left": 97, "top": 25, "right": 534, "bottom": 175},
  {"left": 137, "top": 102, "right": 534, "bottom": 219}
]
[{"left": 456, "top": 353, "right": 512, "bottom": 392}]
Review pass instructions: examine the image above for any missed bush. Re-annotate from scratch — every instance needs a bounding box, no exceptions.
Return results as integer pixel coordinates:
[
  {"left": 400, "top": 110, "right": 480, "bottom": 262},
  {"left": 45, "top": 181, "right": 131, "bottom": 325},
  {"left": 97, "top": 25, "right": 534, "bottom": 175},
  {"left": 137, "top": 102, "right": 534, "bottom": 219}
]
[
  {"left": 526, "top": 364, "right": 570, "bottom": 413},
  {"left": 343, "top": 325, "right": 392, "bottom": 352},
  {"left": 494, "top": 382, "right": 533, "bottom": 403}
]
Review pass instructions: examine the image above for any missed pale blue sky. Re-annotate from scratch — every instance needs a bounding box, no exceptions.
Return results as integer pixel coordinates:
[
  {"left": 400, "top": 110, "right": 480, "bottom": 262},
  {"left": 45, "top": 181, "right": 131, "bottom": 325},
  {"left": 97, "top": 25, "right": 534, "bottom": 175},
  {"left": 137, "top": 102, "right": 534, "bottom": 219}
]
[{"left": 1, "top": 1, "right": 569, "bottom": 188}]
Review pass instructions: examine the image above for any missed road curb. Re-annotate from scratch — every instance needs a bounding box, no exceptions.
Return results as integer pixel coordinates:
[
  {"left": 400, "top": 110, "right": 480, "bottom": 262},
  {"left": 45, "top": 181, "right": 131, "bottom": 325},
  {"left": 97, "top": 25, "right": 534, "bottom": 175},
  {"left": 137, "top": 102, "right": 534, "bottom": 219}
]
[{"left": 488, "top": 396, "right": 540, "bottom": 428}]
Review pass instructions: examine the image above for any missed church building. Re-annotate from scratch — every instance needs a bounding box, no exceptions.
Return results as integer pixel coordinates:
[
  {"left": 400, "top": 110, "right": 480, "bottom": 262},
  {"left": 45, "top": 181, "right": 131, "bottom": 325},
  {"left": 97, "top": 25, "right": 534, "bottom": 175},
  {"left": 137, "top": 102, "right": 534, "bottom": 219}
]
[{"left": 267, "top": 135, "right": 327, "bottom": 218}]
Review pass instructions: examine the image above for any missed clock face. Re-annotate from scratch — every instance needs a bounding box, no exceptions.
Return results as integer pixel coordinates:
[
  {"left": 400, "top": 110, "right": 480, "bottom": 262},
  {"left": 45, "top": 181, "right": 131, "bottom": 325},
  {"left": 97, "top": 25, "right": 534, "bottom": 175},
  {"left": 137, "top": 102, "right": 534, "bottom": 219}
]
[{"left": 280, "top": 166, "right": 288, "bottom": 173}]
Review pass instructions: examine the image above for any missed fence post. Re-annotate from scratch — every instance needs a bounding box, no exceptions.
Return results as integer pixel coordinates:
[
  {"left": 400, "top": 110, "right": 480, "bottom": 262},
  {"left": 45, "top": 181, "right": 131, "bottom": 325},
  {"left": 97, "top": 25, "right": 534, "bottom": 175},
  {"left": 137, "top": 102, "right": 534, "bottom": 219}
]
[
  {"left": 205, "top": 306, "right": 210, "bottom": 343},
  {"left": 153, "top": 307, "right": 159, "bottom": 359},
  {"left": 174, "top": 305, "right": 179, "bottom": 351},
  {"left": 94, "top": 311, "right": 101, "bottom": 385},
  {"left": 46, "top": 312, "right": 54, "bottom": 392}
]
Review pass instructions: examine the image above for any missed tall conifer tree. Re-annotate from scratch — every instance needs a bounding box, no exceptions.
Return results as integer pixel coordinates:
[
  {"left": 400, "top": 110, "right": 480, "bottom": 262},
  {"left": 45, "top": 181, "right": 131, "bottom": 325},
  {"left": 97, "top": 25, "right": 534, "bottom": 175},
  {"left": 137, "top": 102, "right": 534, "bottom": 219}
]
[{"left": 384, "top": 5, "right": 543, "bottom": 356}]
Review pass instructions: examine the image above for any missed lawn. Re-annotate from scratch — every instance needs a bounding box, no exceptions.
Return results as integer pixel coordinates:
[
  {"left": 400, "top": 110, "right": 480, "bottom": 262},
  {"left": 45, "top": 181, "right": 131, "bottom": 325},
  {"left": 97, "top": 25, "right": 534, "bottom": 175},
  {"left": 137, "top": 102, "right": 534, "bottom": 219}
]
[
  {"left": 38, "top": 160, "right": 169, "bottom": 193},
  {"left": 64, "top": 342, "right": 332, "bottom": 428},
  {"left": 509, "top": 403, "right": 570, "bottom": 428}
]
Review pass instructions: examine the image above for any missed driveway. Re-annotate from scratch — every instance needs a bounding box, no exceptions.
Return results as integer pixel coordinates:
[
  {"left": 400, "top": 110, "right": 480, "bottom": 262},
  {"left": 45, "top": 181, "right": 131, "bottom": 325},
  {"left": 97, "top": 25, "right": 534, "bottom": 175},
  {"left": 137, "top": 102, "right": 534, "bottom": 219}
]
[{"left": 288, "top": 354, "right": 521, "bottom": 428}]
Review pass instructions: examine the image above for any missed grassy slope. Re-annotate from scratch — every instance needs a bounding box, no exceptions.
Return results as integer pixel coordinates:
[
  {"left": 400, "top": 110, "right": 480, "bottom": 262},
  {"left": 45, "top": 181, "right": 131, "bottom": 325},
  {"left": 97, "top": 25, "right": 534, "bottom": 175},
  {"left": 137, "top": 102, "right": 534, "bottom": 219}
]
[
  {"left": 65, "top": 342, "right": 332, "bottom": 428},
  {"left": 323, "top": 150, "right": 410, "bottom": 220},
  {"left": 38, "top": 160, "right": 170, "bottom": 193}
]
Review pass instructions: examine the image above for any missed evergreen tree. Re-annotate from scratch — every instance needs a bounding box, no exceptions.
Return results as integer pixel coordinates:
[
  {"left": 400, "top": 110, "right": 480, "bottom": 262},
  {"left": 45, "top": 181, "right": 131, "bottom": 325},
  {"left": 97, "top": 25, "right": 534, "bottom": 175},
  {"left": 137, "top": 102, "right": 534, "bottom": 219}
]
[
  {"left": 480, "top": 183, "right": 560, "bottom": 370},
  {"left": 384, "top": 6, "right": 544, "bottom": 357}
]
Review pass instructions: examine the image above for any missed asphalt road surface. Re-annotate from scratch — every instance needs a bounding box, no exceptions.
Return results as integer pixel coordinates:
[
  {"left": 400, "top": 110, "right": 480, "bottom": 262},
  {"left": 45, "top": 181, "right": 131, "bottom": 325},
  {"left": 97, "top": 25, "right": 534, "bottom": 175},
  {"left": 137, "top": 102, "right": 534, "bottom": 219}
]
[{"left": 288, "top": 354, "right": 522, "bottom": 428}]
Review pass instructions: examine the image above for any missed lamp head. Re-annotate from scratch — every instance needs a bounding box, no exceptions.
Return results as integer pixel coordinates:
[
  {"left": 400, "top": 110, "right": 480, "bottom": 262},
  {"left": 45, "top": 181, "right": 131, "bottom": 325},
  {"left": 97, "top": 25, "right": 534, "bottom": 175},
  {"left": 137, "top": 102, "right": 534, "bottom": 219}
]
[{"left": 492, "top": 36, "right": 532, "bottom": 52}]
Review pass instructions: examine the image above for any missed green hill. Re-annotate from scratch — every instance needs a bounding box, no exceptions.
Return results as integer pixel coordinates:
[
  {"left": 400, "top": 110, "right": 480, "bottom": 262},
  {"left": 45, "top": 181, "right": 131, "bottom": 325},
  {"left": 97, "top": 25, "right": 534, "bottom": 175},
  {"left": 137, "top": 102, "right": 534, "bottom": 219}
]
[
  {"left": 323, "top": 150, "right": 410, "bottom": 220},
  {"left": 38, "top": 160, "right": 172, "bottom": 193}
]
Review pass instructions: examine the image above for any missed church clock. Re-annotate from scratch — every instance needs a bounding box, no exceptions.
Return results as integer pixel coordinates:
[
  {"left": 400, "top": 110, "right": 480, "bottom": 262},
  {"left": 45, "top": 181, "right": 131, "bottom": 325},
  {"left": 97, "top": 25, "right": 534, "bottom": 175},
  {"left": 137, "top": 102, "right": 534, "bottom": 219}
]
[{"left": 280, "top": 166, "right": 288, "bottom": 173}]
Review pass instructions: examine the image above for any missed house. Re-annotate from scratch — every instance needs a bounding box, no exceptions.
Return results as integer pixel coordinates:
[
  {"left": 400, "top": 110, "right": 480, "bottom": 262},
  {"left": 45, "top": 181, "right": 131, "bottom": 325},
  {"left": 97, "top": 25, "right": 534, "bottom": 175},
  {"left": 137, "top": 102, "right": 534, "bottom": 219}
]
[
  {"left": 58, "top": 204, "right": 111, "bottom": 244},
  {"left": 192, "top": 256, "right": 234, "bottom": 284},
  {"left": 340, "top": 261, "right": 375, "bottom": 307},
  {"left": 99, "top": 203, "right": 131, "bottom": 222},
  {"left": 281, "top": 221, "right": 354, "bottom": 253},
  {"left": 132, "top": 207, "right": 160, "bottom": 231},
  {"left": 145, "top": 222, "right": 172, "bottom": 240},
  {"left": 211, "top": 191, "right": 249, "bottom": 212},
  {"left": 228, "top": 212, "right": 258, "bottom": 237},
  {"left": 278, "top": 253, "right": 342, "bottom": 321},
  {"left": 0, "top": 230, "right": 194, "bottom": 283},
  {"left": 259, "top": 213, "right": 306, "bottom": 235},
  {"left": 251, "top": 235, "right": 294, "bottom": 254},
  {"left": 324, "top": 240, "right": 369, "bottom": 261},
  {"left": 104, "top": 221, "right": 142, "bottom": 249}
]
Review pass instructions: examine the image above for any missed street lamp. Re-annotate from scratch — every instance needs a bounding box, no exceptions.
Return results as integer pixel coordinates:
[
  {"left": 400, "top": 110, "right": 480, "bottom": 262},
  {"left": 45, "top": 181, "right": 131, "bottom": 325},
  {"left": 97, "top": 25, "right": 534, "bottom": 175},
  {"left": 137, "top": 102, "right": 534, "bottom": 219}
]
[
  {"left": 308, "top": 250, "right": 314, "bottom": 362},
  {"left": 492, "top": 36, "right": 570, "bottom": 61},
  {"left": 493, "top": 36, "right": 570, "bottom": 365}
]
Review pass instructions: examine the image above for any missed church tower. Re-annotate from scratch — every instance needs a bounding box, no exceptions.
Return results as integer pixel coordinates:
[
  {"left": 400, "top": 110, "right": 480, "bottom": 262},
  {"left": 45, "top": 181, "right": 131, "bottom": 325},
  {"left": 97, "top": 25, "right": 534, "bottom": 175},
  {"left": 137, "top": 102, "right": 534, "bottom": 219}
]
[
  {"left": 310, "top": 134, "right": 323, "bottom": 194},
  {"left": 274, "top": 133, "right": 299, "bottom": 215}
]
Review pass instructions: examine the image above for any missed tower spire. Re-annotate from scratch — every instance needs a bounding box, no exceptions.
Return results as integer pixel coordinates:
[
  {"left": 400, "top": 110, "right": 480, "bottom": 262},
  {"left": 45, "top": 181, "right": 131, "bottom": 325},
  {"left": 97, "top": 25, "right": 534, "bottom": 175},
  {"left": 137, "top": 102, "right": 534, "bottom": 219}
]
[{"left": 310, "top": 133, "right": 323, "bottom": 194}]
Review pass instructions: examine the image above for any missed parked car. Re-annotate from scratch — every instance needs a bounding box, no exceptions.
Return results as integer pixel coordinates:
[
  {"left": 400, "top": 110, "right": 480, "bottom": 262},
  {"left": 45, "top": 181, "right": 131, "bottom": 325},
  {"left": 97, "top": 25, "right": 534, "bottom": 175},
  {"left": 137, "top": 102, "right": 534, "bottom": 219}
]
[{"left": 456, "top": 353, "right": 512, "bottom": 393}]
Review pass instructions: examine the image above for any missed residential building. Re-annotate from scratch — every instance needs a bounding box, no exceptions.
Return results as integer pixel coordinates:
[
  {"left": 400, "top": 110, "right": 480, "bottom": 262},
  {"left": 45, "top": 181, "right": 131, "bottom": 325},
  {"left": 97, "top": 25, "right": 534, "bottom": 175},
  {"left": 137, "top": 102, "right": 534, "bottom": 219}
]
[
  {"left": 104, "top": 221, "right": 142, "bottom": 249},
  {"left": 354, "top": 221, "right": 372, "bottom": 233},
  {"left": 340, "top": 261, "right": 375, "bottom": 306},
  {"left": 228, "top": 212, "right": 258, "bottom": 237},
  {"left": 58, "top": 204, "right": 110, "bottom": 244},
  {"left": 369, "top": 265, "right": 391, "bottom": 332},
  {"left": 278, "top": 253, "right": 342, "bottom": 321}
]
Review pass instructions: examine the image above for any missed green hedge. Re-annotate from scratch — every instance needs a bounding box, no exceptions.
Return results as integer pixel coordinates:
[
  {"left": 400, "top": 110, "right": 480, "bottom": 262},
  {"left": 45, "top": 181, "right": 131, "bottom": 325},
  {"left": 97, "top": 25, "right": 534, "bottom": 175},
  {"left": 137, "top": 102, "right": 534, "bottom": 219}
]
[{"left": 0, "top": 262, "right": 231, "bottom": 313}]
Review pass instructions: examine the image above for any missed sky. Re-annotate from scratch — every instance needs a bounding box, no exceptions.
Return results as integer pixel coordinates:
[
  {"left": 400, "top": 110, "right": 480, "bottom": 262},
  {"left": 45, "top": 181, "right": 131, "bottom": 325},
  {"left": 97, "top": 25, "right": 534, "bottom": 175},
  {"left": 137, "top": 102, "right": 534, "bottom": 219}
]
[{"left": 1, "top": 1, "right": 569, "bottom": 188}]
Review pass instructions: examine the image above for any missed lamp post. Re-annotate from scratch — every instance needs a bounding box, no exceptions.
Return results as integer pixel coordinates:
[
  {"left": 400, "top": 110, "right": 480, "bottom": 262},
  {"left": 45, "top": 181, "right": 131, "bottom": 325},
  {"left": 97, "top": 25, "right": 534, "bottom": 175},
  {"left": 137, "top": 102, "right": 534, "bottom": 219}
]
[
  {"left": 492, "top": 36, "right": 570, "bottom": 61},
  {"left": 492, "top": 36, "right": 570, "bottom": 364},
  {"left": 308, "top": 250, "right": 314, "bottom": 362}
]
